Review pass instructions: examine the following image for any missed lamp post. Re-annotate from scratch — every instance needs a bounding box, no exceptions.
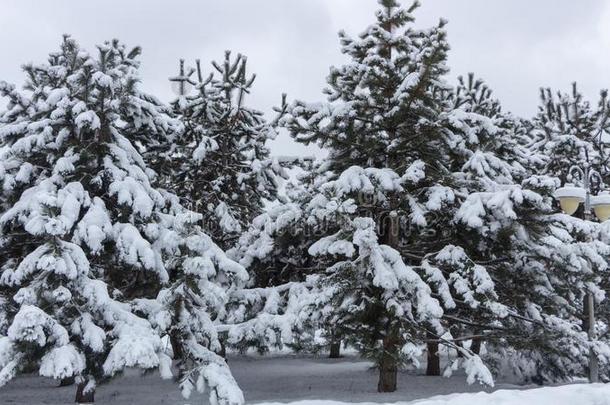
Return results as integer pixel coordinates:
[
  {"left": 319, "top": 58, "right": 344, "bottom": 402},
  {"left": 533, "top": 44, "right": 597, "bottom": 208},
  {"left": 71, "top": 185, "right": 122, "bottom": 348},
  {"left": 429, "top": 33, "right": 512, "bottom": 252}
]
[{"left": 553, "top": 165, "right": 610, "bottom": 383}]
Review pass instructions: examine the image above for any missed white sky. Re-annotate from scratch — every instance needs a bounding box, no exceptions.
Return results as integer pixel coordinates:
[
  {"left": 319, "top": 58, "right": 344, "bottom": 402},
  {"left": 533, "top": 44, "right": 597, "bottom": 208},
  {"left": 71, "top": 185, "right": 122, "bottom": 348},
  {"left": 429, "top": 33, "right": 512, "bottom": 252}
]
[{"left": 2, "top": 0, "right": 610, "bottom": 157}]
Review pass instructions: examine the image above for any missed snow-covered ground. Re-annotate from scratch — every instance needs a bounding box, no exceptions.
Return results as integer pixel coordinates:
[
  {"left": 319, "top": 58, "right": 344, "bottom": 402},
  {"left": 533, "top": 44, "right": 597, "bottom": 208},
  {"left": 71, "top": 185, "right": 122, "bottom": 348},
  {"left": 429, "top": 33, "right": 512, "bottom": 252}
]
[
  {"left": 0, "top": 354, "right": 591, "bottom": 405},
  {"left": 263, "top": 384, "right": 610, "bottom": 405}
]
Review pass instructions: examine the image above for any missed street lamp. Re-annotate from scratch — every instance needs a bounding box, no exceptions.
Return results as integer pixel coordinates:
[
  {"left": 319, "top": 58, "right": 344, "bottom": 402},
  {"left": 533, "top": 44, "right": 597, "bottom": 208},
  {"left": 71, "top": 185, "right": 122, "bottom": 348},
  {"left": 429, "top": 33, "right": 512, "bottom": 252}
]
[{"left": 553, "top": 165, "right": 605, "bottom": 383}]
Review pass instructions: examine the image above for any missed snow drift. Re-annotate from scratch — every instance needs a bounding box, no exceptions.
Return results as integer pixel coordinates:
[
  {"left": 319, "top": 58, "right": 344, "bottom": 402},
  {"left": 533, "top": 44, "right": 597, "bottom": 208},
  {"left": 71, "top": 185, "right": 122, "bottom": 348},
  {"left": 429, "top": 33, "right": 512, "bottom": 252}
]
[{"left": 258, "top": 384, "right": 610, "bottom": 405}]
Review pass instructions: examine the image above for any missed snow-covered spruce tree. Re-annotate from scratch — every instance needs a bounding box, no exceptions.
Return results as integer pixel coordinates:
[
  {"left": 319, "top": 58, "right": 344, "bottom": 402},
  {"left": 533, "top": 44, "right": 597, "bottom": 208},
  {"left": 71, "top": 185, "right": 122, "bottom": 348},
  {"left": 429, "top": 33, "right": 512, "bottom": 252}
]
[
  {"left": 278, "top": 0, "right": 500, "bottom": 391},
  {"left": 0, "top": 37, "right": 248, "bottom": 405},
  {"left": 462, "top": 179, "right": 610, "bottom": 383},
  {"left": 227, "top": 164, "right": 339, "bottom": 355},
  {"left": 434, "top": 73, "right": 534, "bottom": 365},
  {"left": 513, "top": 83, "right": 610, "bottom": 381},
  {"left": 445, "top": 74, "right": 610, "bottom": 382},
  {"left": 0, "top": 36, "right": 174, "bottom": 403},
  {"left": 409, "top": 74, "right": 533, "bottom": 376},
  {"left": 154, "top": 52, "right": 284, "bottom": 251},
  {"left": 151, "top": 53, "right": 286, "bottom": 362},
  {"left": 274, "top": 0, "right": 610, "bottom": 389},
  {"left": 135, "top": 199, "right": 249, "bottom": 405}
]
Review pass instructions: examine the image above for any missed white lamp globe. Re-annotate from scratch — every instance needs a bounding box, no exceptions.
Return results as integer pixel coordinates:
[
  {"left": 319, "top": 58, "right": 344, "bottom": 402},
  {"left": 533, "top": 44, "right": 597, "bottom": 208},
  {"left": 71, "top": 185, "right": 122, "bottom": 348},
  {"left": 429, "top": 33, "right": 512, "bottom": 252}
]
[
  {"left": 591, "top": 194, "right": 610, "bottom": 222},
  {"left": 554, "top": 186, "right": 586, "bottom": 216}
]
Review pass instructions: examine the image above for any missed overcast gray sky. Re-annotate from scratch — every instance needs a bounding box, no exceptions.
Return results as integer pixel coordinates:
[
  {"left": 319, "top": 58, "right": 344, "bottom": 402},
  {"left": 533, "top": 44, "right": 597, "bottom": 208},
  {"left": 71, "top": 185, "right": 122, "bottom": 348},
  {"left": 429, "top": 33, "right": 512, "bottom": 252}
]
[{"left": 1, "top": 0, "right": 610, "bottom": 156}]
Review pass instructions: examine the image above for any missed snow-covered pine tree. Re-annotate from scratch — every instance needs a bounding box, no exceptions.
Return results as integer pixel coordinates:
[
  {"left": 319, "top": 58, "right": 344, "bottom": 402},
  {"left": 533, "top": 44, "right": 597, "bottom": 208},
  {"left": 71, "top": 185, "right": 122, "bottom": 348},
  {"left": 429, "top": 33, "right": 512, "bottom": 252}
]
[
  {"left": 0, "top": 36, "right": 176, "bottom": 403},
  {"left": 135, "top": 198, "right": 249, "bottom": 405},
  {"left": 446, "top": 74, "right": 610, "bottom": 382},
  {"left": 227, "top": 163, "right": 337, "bottom": 355},
  {"left": 278, "top": 0, "right": 498, "bottom": 391},
  {"left": 529, "top": 83, "right": 610, "bottom": 188},
  {"left": 155, "top": 52, "right": 284, "bottom": 251},
  {"left": 274, "top": 0, "right": 610, "bottom": 389},
  {"left": 433, "top": 74, "right": 533, "bottom": 367},
  {"left": 507, "top": 82, "right": 610, "bottom": 381},
  {"left": 0, "top": 37, "right": 248, "bottom": 405}
]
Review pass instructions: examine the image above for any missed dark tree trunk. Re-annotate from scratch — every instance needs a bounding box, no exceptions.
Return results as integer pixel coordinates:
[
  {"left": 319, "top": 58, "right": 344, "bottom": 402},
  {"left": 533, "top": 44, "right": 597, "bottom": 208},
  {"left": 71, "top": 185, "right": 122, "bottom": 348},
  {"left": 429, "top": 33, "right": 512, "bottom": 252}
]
[
  {"left": 470, "top": 338, "right": 481, "bottom": 355},
  {"left": 75, "top": 382, "right": 94, "bottom": 403},
  {"left": 59, "top": 376, "right": 75, "bottom": 387},
  {"left": 582, "top": 296, "right": 589, "bottom": 333},
  {"left": 377, "top": 330, "right": 399, "bottom": 392},
  {"left": 329, "top": 328, "right": 341, "bottom": 358},
  {"left": 377, "top": 213, "right": 401, "bottom": 393},
  {"left": 426, "top": 332, "right": 441, "bottom": 376},
  {"left": 169, "top": 331, "right": 183, "bottom": 359},
  {"left": 329, "top": 340, "right": 341, "bottom": 358},
  {"left": 219, "top": 336, "right": 227, "bottom": 359}
]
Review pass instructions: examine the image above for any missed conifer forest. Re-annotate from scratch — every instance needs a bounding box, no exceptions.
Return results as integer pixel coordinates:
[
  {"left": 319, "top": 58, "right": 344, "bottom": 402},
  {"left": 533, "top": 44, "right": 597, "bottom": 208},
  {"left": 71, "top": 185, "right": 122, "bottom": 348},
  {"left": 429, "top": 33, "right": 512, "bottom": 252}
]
[{"left": 1, "top": 1, "right": 610, "bottom": 404}]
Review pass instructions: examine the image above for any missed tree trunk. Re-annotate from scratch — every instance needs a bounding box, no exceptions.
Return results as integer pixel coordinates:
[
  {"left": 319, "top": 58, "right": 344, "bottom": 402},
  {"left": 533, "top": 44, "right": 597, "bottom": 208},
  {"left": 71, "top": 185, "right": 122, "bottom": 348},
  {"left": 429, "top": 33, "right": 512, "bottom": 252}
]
[
  {"left": 470, "top": 338, "right": 481, "bottom": 355},
  {"left": 585, "top": 292, "right": 599, "bottom": 383},
  {"left": 329, "top": 340, "right": 341, "bottom": 358},
  {"left": 377, "top": 330, "right": 399, "bottom": 392},
  {"left": 426, "top": 332, "right": 441, "bottom": 376},
  {"left": 582, "top": 295, "right": 590, "bottom": 333},
  {"left": 169, "top": 331, "right": 183, "bottom": 359},
  {"left": 329, "top": 328, "right": 341, "bottom": 358},
  {"left": 75, "top": 381, "right": 94, "bottom": 404},
  {"left": 219, "top": 336, "right": 227, "bottom": 359},
  {"left": 59, "top": 376, "right": 75, "bottom": 387},
  {"left": 377, "top": 213, "right": 400, "bottom": 392}
]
